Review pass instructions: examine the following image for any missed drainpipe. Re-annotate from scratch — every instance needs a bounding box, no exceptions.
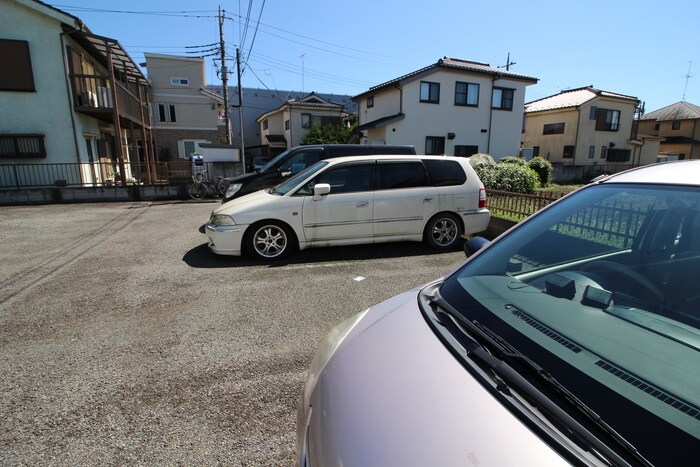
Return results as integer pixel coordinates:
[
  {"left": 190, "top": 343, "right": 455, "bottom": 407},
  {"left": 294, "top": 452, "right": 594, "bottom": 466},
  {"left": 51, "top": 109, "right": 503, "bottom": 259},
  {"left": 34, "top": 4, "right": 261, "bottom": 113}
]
[
  {"left": 487, "top": 76, "right": 497, "bottom": 154},
  {"left": 60, "top": 32, "right": 84, "bottom": 184},
  {"left": 574, "top": 107, "right": 581, "bottom": 166}
]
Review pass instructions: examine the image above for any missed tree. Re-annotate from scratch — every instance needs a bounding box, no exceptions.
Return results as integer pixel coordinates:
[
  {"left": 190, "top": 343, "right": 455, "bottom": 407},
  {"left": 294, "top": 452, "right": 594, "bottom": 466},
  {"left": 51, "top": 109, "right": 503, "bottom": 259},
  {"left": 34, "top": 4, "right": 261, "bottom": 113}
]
[{"left": 301, "top": 120, "right": 358, "bottom": 145}]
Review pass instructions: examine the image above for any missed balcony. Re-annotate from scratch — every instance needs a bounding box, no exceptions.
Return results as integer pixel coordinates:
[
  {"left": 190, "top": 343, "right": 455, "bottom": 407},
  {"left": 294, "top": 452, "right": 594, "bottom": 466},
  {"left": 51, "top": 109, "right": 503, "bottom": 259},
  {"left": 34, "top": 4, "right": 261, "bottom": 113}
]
[{"left": 70, "top": 74, "right": 149, "bottom": 127}]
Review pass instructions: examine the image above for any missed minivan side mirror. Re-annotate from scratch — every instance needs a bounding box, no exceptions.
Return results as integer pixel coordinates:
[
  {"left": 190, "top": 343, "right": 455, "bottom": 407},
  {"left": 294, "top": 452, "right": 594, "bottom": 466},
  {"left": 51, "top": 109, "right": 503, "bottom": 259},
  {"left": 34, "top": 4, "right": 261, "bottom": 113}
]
[
  {"left": 313, "top": 183, "right": 331, "bottom": 200},
  {"left": 464, "top": 236, "right": 490, "bottom": 257}
]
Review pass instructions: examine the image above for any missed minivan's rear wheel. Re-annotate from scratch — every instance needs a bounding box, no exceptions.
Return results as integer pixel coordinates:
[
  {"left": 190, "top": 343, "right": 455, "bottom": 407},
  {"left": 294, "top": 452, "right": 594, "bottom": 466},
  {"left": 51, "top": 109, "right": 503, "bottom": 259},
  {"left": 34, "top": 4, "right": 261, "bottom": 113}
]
[
  {"left": 246, "top": 221, "right": 295, "bottom": 260},
  {"left": 425, "top": 213, "right": 462, "bottom": 249}
]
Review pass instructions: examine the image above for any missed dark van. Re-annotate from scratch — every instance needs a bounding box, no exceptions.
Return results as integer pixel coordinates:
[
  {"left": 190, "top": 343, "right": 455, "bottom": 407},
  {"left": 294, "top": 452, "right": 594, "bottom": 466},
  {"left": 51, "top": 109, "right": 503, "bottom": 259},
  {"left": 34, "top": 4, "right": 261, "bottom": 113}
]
[{"left": 222, "top": 144, "right": 416, "bottom": 203}]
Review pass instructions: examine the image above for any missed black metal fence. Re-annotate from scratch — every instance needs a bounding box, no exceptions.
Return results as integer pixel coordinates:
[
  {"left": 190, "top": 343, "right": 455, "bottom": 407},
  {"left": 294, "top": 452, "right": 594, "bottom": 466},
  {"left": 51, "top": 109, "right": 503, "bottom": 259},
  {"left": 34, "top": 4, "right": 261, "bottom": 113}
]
[
  {"left": 0, "top": 161, "right": 242, "bottom": 189},
  {"left": 487, "top": 189, "right": 567, "bottom": 220}
]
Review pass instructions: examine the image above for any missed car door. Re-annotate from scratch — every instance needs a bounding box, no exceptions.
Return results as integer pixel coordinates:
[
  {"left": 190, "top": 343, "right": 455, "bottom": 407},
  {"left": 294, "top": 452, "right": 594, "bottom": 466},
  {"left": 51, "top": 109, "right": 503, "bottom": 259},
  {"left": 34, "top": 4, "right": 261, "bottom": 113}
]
[
  {"left": 300, "top": 163, "right": 375, "bottom": 243},
  {"left": 373, "top": 161, "right": 437, "bottom": 238}
]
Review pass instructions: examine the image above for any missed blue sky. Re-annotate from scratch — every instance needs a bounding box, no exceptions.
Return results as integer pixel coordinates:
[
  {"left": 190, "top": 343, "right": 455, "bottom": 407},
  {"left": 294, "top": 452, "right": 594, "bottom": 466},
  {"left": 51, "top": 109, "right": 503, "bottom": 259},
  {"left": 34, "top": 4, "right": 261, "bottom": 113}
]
[{"left": 49, "top": 0, "right": 699, "bottom": 113}]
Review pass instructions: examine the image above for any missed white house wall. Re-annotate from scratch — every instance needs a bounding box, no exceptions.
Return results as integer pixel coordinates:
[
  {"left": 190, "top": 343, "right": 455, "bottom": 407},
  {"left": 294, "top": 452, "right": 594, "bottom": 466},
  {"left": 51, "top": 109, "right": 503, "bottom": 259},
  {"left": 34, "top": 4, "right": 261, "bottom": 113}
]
[
  {"left": 359, "top": 69, "right": 530, "bottom": 157},
  {"left": 1, "top": 2, "right": 79, "bottom": 164}
]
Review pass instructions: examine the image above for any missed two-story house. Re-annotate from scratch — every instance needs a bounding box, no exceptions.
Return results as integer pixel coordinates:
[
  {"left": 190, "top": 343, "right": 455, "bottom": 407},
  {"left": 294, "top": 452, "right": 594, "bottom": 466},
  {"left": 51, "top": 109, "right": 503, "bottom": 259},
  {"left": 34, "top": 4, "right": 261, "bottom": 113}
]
[
  {"left": 352, "top": 57, "right": 538, "bottom": 158},
  {"left": 1, "top": 0, "right": 154, "bottom": 188},
  {"left": 523, "top": 86, "right": 659, "bottom": 168},
  {"left": 256, "top": 92, "right": 346, "bottom": 155},
  {"left": 143, "top": 53, "right": 229, "bottom": 161},
  {"left": 636, "top": 101, "right": 700, "bottom": 161}
]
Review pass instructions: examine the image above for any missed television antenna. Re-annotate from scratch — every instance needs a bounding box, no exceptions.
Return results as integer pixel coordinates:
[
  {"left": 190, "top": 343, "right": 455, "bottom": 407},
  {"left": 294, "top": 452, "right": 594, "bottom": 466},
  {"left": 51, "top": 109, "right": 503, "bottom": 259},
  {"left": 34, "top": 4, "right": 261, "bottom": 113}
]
[{"left": 682, "top": 61, "right": 693, "bottom": 101}]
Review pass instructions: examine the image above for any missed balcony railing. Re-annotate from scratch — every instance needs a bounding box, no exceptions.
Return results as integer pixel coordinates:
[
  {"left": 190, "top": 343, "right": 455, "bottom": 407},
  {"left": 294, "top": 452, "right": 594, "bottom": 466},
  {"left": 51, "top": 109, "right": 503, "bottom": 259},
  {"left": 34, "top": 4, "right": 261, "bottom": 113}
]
[{"left": 70, "top": 74, "right": 149, "bottom": 126}]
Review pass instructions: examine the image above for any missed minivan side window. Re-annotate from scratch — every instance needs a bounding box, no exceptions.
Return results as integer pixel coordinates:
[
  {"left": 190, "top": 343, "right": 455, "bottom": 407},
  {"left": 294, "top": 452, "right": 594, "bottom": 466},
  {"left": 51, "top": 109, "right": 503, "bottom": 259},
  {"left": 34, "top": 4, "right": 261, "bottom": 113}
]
[
  {"left": 377, "top": 162, "right": 428, "bottom": 190},
  {"left": 297, "top": 164, "right": 374, "bottom": 196},
  {"left": 424, "top": 160, "right": 466, "bottom": 186},
  {"left": 280, "top": 150, "right": 323, "bottom": 174}
]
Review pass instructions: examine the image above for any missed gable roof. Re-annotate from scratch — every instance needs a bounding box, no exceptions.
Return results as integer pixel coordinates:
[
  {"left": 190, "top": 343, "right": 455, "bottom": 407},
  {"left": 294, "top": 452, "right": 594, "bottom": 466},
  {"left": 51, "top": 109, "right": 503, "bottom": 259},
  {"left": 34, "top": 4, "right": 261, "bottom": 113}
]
[
  {"left": 640, "top": 101, "right": 700, "bottom": 121},
  {"left": 256, "top": 92, "right": 345, "bottom": 121},
  {"left": 13, "top": 0, "right": 148, "bottom": 85},
  {"left": 353, "top": 56, "right": 538, "bottom": 99},
  {"left": 525, "top": 86, "right": 638, "bottom": 113}
]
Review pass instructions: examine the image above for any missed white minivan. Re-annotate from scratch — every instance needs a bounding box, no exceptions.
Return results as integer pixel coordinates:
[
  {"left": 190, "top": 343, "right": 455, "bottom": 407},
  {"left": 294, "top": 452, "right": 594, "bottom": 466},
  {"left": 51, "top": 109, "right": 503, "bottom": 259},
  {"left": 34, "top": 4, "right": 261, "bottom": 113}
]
[{"left": 205, "top": 155, "right": 490, "bottom": 260}]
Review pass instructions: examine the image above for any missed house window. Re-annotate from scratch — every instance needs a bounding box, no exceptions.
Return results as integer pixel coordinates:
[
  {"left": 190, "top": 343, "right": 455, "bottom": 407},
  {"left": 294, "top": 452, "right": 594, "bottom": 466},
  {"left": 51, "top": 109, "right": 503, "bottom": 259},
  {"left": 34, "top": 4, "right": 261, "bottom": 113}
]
[
  {"left": 595, "top": 108, "right": 620, "bottom": 131},
  {"left": 672, "top": 121, "right": 681, "bottom": 130},
  {"left": 589, "top": 106, "right": 598, "bottom": 120},
  {"left": 0, "top": 134, "right": 46, "bottom": 158},
  {"left": 285, "top": 120, "right": 290, "bottom": 130},
  {"left": 492, "top": 87, "right": 514, "bottom": 110},
  {"left": 654, "top": 123, "right": 660, "bottom": 131},
  {"left": 607, "top": 148, "right": 631, "bottom": 162},
  {"left": 157, "top": 103, "right": 176, "bottom": 123},
  {"left": 454, "top": 145, "right": 479, "bottom": 157},
  {"left": 170, "top": 77, "right": 189, "bottom": 86},
  {"left": 367, "top": 96, "right": 374, "bottom": 108},
  {"left": 455, "top": 82, "right": 479, "bottom": 106},
  {"left": 0, "top": 39, "right": 35, "bottom": 92},
  {"left": 533, "top": 146, "right": 540, "bottom": 157},
  {"left": 600, "top": 146, "right": 607, "bottom": 159},
  {"left": 425, "top": 136, "right": 445, "bottom": 154},
  {"left": 543, "top": 123, "right": 565, "bottom": 135},
  {"left": 563, "top": 145, "right": 575, "bottom": 159},
  {"left": 420, "top": 81, "right": 440, "bottom": 103},
  {"left": 301, "top": 114, "right": 311, "bottom": 128},
  {"left": 588, "top": 145, "right": 595, "bottom": 159},
  {"left": 263, "top": 119, "right": 268, "bottom": 130}
]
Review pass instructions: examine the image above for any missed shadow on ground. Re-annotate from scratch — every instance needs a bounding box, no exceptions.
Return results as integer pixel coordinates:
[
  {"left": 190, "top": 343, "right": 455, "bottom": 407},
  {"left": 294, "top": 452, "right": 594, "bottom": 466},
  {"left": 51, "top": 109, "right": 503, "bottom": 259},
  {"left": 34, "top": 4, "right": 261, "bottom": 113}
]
[{"left": 182, "top": 240, "right": 464, "bottom": 269}]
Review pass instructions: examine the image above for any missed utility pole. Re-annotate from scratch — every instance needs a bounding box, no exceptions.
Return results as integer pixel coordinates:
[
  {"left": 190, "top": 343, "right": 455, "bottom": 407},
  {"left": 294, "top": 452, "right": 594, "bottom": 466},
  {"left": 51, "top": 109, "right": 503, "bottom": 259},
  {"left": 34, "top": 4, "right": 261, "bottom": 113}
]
[
  {"left": 236, "top": 47, "right": 245, "bottom": 172},
  {"left": 218, "top": 6, "right": 231, "bottom": 144}
]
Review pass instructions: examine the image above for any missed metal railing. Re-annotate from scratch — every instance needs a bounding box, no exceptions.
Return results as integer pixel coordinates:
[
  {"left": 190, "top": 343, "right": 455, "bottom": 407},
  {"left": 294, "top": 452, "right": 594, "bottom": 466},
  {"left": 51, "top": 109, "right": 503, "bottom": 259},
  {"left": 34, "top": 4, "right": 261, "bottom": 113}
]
[
  {"left": 0, "top": 161, "right": 242, "bottom": 189},
  {"left": 487, "top": 189, "right": 567, "bottom": 220}
]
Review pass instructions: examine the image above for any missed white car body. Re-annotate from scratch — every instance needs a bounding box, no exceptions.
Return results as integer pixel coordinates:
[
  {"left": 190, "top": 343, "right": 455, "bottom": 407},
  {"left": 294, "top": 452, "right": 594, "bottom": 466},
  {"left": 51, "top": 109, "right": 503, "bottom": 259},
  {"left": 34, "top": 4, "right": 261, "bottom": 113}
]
[{"left": 205, "top": 155, "right": 490, "bottom": 258}]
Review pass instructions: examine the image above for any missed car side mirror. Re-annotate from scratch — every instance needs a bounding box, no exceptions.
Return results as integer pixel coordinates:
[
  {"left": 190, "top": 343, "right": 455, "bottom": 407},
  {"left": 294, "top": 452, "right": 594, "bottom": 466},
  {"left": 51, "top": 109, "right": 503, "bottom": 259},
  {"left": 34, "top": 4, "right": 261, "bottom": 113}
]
[
  {"left": 313, "top": 183, "right": 331, "bottom": 200},
  {"left": 464, "top": 236, "right": 490, "bottom": 257}
]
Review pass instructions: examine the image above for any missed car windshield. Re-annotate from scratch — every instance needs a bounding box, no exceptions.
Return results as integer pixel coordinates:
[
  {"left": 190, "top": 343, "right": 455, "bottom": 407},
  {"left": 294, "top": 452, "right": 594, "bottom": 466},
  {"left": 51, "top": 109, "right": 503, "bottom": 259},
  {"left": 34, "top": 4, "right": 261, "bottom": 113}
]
[
  {"left": 272, "top": 161, "right": 328, "bottom": 196},
  {"left": 259, "top": 149, "right": 292, "bottom": 173},
  {"left": 439, "top": 182, "right": 700, "bottom": 463}
]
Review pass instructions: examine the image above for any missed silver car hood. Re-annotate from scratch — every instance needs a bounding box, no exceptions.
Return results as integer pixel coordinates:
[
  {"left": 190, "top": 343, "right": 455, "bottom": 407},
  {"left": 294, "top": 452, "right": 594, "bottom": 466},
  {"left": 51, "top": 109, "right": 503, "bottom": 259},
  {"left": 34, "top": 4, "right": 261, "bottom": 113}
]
[{"left": 307, "top": 290, "right": 571, "bottom": 466}]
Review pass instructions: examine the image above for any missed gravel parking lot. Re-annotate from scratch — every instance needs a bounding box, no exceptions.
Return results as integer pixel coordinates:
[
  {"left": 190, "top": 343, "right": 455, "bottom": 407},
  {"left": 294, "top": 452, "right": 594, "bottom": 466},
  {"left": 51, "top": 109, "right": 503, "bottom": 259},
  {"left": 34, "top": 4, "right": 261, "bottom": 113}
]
[{"left": 0, "top": 201, "right": 468, "bottom": 465}]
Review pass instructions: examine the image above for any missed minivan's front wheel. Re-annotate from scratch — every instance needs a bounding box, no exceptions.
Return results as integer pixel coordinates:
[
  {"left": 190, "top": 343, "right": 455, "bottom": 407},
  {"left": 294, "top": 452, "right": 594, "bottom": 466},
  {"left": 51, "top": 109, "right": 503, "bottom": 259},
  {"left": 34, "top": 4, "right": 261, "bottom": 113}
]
[
  {"left": 246, "top": 221, "right": 295, "bottom": 260},
  {"left": 425, "top": 213, "right": 462, "bottom": 249}
]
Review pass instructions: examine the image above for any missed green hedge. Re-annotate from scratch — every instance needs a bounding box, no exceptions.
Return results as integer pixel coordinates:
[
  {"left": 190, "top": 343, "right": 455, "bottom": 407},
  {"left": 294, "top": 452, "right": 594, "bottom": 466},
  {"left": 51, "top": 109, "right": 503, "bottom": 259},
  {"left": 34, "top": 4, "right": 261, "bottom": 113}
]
[
  {"left": 528, "top": 157, "right": 553, "bottom": 187},
  {"left": 475, "top": 162, "right": 540, "bottom": 193}
]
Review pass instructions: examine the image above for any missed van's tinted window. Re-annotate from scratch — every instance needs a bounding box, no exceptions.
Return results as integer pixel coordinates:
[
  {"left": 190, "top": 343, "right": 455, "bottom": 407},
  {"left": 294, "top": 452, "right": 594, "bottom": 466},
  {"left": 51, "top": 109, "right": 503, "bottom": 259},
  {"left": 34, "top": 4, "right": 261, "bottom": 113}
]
[
  {"left": 424, "top": 160, "right": 466, "bottom": 186},
  {"left": 377, "top": 162, "right": 428, "bottom": 190},
  {"left": 297, "top": 164, "right": 373, "bottom": 196}
]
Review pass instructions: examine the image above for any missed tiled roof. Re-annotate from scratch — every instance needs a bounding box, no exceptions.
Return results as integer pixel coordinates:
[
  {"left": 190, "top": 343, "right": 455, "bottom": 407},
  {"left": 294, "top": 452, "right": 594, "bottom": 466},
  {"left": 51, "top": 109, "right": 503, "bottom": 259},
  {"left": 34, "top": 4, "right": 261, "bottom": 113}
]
[
  {"left": 640, "top": 101, "right": 700, "bottom": 121},
  {"left": 525, "top": 86, "right": 638, "bottom": 113},
  {"left": 353, "top": 56, "right": 537, "bottom": 99}
]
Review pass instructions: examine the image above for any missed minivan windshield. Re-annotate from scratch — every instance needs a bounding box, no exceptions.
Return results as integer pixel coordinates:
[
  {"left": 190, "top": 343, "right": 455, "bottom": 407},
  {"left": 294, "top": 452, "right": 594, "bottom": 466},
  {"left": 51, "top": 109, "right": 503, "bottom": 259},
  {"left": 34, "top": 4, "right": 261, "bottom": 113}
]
[
  {"left": 439, "top": 183, "right": 700, "bottom": 464},
  {"left": 272, "top": 161, "right": 328, "bottom": 196}
]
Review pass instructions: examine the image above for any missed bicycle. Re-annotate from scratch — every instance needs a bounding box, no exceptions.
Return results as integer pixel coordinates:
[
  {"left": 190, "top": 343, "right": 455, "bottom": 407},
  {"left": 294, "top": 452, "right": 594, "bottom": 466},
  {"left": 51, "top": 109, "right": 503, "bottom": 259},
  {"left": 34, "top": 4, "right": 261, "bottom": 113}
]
[{"left": 187, "top": 171, "right": 217, "bottom": 199}]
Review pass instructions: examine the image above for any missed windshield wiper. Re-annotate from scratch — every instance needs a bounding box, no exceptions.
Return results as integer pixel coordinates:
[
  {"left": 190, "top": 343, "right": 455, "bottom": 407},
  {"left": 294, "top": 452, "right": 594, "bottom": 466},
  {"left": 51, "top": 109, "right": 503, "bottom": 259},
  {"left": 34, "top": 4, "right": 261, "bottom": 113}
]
[{"left": 428, "top": 293, "right": 653, "bottom": 467}]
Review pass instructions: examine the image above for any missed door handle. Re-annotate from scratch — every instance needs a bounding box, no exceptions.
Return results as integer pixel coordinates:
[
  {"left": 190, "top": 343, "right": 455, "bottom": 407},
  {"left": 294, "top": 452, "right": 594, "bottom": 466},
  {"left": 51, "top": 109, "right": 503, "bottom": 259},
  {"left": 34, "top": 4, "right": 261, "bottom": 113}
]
[
  {"left": 423, "top": 198, "right": 434, "bottom": 203},
  {"left": 356, "top": 201, "right": 369, "bottom": 208}
]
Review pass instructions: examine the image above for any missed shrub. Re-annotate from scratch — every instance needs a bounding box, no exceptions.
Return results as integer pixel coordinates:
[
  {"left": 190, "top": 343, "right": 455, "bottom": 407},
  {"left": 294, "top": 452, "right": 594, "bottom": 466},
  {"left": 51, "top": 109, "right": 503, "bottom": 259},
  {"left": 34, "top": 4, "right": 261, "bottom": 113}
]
[
  {"left": 468, "top": 153, "right": 495, "bottom": 168},
  {"left": 500, "top": 156, "right": 527, "bottom": 166},
  {"left": 528, "top": 157, "right": 553, "bottom": 187},
  {"left": 475, "top": 162, "right": 540, "bottom": 193}
]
